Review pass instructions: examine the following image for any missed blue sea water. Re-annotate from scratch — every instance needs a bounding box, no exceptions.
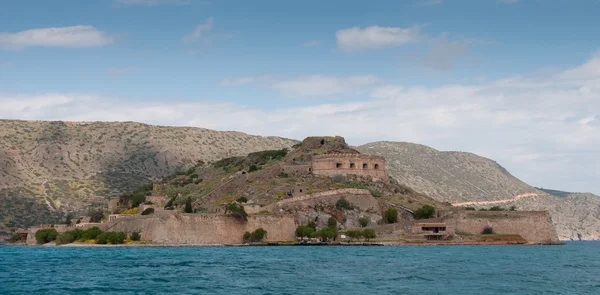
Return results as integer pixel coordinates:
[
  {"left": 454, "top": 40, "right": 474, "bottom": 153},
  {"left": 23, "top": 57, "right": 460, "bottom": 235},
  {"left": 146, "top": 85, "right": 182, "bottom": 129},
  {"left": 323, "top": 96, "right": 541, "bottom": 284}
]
[{"left": 1, "top": 242, "right": 599, "bottom": 294}]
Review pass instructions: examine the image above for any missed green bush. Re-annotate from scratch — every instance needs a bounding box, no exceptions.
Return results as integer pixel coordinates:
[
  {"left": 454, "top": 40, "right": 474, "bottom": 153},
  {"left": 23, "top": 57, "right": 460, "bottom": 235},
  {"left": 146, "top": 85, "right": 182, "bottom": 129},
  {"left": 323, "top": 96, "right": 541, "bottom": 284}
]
[
  {"left": 35, "top": 228, "right": 58, "bottom": 244},
  {"left": 489, "top": 206, "right": 506, "bottom": 211},
  {"left": 358, "top": 217, "right": 370, "bottom": 227},
  {"left": 243, "top": 228, "right": 268, "bottom": 242},
  {"left": 224, "top": 203, "right": 248, "bottom": 221},
  {"left": 369, "top": 189, "right": 382, "bottom": 198},
  {"left": 464, "top": 207, "right": 476, "bottom": 211},
  {"left": 384, "top": 208, "right": 398, "bottom": 224},
  {"left": 82, "top": 227, "right": 103, "bottom": 240},
  {"left": 327, "top": 217, "right": 338, "bottom": 229},
  {"left": 335, "top": 198, "right": 354, "bottom": 210},
  {"left": 313, "top": 228, "right": 338, "bottom": 241},
  {"left": 414, "top": 205, "right": 435, "bottom": 219},
  {"left": 362, "top": 229, "right": 376, "bottom": 241},
  {"left": 130, "top": 232, "right": 141, "bottom": 241},
  {"left": 55, "top": 232, "right": 76, "bottom": 245},
  {"left": 95, "top": 233, "right": 108, "bottom": 244},
  {"left": 141, "top": 208, "right": 155, "bottom": 215},
  {"left": 307, "top": 222, "right": 317, "bottom": 231},
  {"left": 509, "top": 205, "right": 517, "bottom": 211},
  {"left": 10, "top": 233, "right": 24, "bottom": 243},
  {"left": 96, "top": 232, "right": 127, "bottom": 244},
  {"left": 482, "top": 226, "right": 494, "bottom": 235},
  {"left": 184, "top": 197, "right": 193, "bottom": 213},
  {"left": 345, "top": 230, "right": 362, "bottom": 241},
  {"left": 295, "top": 225, "right": 315, "bottom": 238}
]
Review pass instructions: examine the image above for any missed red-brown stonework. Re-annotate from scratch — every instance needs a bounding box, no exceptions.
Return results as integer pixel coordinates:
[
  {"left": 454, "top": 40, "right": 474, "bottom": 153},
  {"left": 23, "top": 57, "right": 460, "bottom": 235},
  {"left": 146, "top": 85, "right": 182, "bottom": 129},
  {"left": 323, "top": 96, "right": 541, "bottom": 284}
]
[{"left": 311, "top": 153, "right": 387, "bottom": 180}]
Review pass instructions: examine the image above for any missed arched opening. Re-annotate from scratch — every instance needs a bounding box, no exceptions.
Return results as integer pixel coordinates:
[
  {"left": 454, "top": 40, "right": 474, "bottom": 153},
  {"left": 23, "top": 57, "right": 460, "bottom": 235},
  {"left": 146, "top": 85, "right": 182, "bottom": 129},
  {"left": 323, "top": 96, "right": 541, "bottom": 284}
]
[
  {"left": 299, "top": 189, "right": 303, "bottom": 193},
  {"left": 374, "top": 164, "right": 379, "bottom": 169},
  {"left": 336, "top": 163, "right": 343, "bottom": 168},
  {"left": 350, "top": 163, "right": 355, "bottom": 169},
  {"left": 320, "top": 139, "right": 325, "bottom": 145},
  {"left": 362, "top": 163, "right": 368, "bottom": 169}
]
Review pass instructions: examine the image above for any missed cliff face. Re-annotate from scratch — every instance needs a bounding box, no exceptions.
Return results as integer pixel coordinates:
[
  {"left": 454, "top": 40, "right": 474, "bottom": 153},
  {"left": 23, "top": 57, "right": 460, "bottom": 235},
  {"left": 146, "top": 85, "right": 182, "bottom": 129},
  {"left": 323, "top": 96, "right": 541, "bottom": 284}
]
[
  {"left": 0, "top": 120, "right": 297, "bottom": 228},
  {"left": 358, "top": 141, "right": 600, "bottom": 241}
]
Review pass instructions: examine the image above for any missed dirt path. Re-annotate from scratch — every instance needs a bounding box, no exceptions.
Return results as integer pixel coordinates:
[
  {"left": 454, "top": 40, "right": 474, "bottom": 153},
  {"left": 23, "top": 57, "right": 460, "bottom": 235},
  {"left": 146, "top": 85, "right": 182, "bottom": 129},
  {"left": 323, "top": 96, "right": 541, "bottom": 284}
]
[{"left": 451, "top": 193, "right": 541, "bottom": 207}]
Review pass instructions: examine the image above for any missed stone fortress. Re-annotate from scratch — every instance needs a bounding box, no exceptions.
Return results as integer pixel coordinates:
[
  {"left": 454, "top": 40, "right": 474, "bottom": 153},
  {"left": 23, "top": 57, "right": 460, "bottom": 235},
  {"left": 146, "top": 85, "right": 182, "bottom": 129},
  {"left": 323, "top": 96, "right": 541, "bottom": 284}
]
[{"left": 23, "top": 136, "right": 560, "bottom": 245}]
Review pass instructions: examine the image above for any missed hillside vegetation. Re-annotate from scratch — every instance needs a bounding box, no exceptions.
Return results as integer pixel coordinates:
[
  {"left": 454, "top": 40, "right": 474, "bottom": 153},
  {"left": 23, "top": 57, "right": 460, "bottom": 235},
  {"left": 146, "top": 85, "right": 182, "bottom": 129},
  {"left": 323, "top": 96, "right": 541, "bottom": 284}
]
[
  {"left": 0, "top": 120, "right": 296, "bottom": 228},
  {"left": 358, "top": 141, "right": 600, "bottom": 240}
]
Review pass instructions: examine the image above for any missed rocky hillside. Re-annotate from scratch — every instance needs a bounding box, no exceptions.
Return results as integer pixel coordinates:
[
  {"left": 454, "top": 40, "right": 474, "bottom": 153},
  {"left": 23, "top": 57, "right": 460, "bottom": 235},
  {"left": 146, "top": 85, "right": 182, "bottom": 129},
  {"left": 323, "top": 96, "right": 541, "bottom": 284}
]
[
  {"left": 0, "top": 120, "right": 297, "bottom": 229},
  {"left": 357, "top": 141, "right": 600, "bottom": 240}
]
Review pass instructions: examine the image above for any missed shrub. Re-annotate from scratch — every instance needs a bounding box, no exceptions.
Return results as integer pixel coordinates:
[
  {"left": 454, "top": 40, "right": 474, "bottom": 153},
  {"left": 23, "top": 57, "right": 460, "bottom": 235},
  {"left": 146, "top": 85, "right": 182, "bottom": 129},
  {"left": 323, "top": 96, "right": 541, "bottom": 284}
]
[
  {"left": 384, "top": 208, "right": 398, "bottom": 224},
  {"left": 236, "top": 197, "right": 248, "bottom": 203},
  {"left": 164, "top": 196, "right": 177, "bottom": 209},
  {"left": 509, "top": 205, "right": 517, "bottom": 211},
  {"left": 307, "top": 222, "right": 317, "bottom": 231},
  {"left": 369, "top": 189, "right": 382, "bottom": 198},
  {"left": 414, "top": 205, "right": 435, "bottom": 219},
  {"left": 313, "top": 228, "right": 338, "bottom": 241},
  {"left": 35, "top": 228, "right": 58, "bottom": 244},
  {"left": 327, "top": 217, "right": 338, "bottom": 229},
  {"left": 464, "top": 207, "right": 476, "bottom": 211},
  {"left": 184, "top": 197, "right": 193, "bottom": 213},
  {"left": 295, "top": 225, "right": 315, "bottom": 238},
  {"left": 243, "top": 228, "right": 267, "bottom": 242},
  {"left": 82, "top": 227, "right": 103, "bottom": 240},
  {"left": 278, "top": 172, "right": 289, "bottom": 178},
  {"left": 95, "top": 233, "right": 108, "bottom": 244},
  {"left": 335, "top": 198, "right": 354, "bottom": 210},
  {"left": 141, "top": 208, "right": 155, "bottom": 215},
  {"left": 130, "top": 232, "right": 141, "bottom": 241},
  {"left": 121, "top": 208, "right": 141, "bottom": 215},
  {"left": 489, "top": 206, "right": 506, "bottom": 211},
  {"left": 224, "top": 203, "right": 248, "bottom": 221},
  {"left": 10, "top": 233, "right": 24, "bottom": 243},
  {"left": 96, "top": 232, "right": 127, "bottom": 244},
  {"left": 362, "top": 229, "right": 376, "bottom": 241},
  {"left": 55, "top": 232, "right": 76, "bottom": 245},
  {"left": 358, "top": 217, "right": 370, "bottom": 227},
  {"left": 345, "top": 230, "right": 362, "bottom": 241},
  {"left": 482, "top": 226, "right": 495, "bottom": 235},
  {"left": 248, "top": 164, "right": 260, "bottom": 173}
]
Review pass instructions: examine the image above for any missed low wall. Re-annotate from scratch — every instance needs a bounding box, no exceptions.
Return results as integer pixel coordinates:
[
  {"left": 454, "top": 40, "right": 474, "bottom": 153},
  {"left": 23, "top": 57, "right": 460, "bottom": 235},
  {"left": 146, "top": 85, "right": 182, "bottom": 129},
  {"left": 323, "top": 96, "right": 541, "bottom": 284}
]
[
  {"left": 268, "top": 189, "right": 379, "bottom": 212},
  {"left": 445, "top": 210, "right": 560, "bottom": 244},
  {"left": 104, "top": 213, "right": 296, "bottom": 245}
]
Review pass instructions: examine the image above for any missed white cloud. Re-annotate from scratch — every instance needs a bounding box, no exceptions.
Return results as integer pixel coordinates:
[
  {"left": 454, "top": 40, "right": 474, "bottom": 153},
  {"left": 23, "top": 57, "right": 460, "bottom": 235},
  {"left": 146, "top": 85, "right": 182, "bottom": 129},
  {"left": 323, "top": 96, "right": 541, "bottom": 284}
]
[
  {"left": 413, "top": 0, "right": 443, "bottom": 7},
  {"left": 182, "top": 17, "right": 214, "bottom": 42},
  {"left": 218, "top": 76, "right": 257, "bottom": 87},
  {"left": 114, "top": 0, "right": 192, "bottom": 6},
  {"left": 273, "top": 75, "right": 382, "bottom": 97},
  {"left": 303, "top": 40, "right": 321, "bottom": 47},
  {"left": 336, "top": 25, "right": 425, "bottom": 51},
  {"left": 0, "top": 26, "right": 113, "bottom": 50},
  {"left": 2, "top": 53, "right": 600, "bottom": 194}
]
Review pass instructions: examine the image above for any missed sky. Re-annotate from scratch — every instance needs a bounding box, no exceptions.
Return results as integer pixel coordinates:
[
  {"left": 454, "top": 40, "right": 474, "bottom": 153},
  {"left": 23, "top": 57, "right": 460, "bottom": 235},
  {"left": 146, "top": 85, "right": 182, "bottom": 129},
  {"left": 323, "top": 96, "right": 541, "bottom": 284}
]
[{"left": 1, "top": 0, "right": 599, "bottom": 194}]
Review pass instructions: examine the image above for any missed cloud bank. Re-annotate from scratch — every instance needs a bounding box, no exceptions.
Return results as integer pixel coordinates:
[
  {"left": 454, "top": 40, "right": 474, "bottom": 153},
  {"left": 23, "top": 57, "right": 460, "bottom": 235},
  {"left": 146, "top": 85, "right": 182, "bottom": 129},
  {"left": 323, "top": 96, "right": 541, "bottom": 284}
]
[{"left": 0, "top": 26, "right": 113, "bottom": 50}]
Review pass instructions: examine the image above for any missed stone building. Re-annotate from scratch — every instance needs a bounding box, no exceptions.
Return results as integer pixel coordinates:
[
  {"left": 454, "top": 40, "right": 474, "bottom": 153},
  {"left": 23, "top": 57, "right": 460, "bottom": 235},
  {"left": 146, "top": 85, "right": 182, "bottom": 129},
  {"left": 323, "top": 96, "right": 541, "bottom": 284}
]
[{"left": 311, "top": 153, "right": 387, "bottom": 180}]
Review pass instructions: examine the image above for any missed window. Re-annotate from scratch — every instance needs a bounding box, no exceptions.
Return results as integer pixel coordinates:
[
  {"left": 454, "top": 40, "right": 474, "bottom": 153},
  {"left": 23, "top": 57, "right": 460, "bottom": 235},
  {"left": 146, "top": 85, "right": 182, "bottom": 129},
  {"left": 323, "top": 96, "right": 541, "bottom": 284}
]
[
  {"left": 336, "top": 163, "right": 343, "bottom": 168},
  {"left": 374, "top": 164, "right": 379, "bottom": 169},
  {"left": 350, "top": 163, "right": 355, "bottom": 169},
  {"left": 362, "top": 163, "right": 368, "bottom": 169}
]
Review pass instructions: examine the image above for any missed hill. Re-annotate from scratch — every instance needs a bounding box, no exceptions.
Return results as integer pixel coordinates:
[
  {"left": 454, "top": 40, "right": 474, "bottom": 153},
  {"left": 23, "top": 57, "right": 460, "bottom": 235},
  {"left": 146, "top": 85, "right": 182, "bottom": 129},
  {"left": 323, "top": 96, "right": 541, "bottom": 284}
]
[
  {"left": 357, "top": 141, "right": 600, "bottom": 240},
  {"left": 0, "top": 120, "right": 297, "bottom": 229}
]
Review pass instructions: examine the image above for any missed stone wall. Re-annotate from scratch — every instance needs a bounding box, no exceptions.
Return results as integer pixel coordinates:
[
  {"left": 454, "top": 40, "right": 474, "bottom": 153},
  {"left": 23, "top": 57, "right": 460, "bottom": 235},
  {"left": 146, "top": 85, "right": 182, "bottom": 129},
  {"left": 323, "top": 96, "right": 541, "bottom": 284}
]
[
  {"left": 444, "top": 210, "right": 560, "bottom": 244},
  {"left": 104, "top": 213, "right": 296, "bottom": 245},
  {"left": 267, "top": 188, "right": 379, "bottom": 213},
  {"left": 281, "top": 164, "right": 311, "bottom": 176},
  {"left": 311, "top": 154, "right": 387, "bottom": 180}
]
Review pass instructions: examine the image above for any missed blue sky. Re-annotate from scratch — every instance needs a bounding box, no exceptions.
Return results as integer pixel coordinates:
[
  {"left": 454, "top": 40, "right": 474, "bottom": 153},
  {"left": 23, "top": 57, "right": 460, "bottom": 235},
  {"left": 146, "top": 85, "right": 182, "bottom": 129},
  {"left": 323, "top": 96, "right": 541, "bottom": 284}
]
[{"left": 1, "top": 0, "right": 600, "bottom": 194}]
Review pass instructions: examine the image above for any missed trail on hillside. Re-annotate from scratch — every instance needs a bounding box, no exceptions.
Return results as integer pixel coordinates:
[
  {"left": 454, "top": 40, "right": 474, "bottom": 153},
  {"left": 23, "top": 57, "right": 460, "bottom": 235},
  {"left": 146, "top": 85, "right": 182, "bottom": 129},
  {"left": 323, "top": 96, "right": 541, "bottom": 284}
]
[{"left": 451, "top": 193, "right": 541, "bottom": 207}]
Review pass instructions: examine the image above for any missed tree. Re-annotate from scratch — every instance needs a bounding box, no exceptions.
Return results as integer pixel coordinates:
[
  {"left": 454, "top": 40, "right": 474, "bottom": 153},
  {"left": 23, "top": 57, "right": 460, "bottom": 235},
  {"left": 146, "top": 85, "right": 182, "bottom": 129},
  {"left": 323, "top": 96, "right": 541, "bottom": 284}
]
[
  {"left": 335, "top": 198, "right": 354, "bottom": 210},
  {"left": 313, "top": 228, "right": 338, "bottom": 242},
  {"left": 63, "top": 214, "right": 72, "bottom": 225},
  {"left": 253, "top": 228, "right": 267, "bottom": 241},
  {"left": 327, "top": 217, "right": 338, "bottom": 229},
  {"left": 10, "top": 233, "right": 24, "bottom": 243},
  {"left": 362, "top": 229, "right": 376, "bottom": 241},
  {"left": 345, "top": 230, "right": 362, "bottom": 241},
  {"left": 295, "top": 225, "right": 315, "bottom": 238},
  {"left": 358, "top": 217, "right": 370, "bottom": 227},
  {"left": 35, "top": 228, "right": 58, "bottom": 244},
  {"left": 385, "top": 208, "right": 398, "bottom": 224},
  {"left": 414, "top": 205, "right": 435, "bottom": 219},
  {"left": 224, "top": 203, "right": 248, "bottom": 221},
  {"left": 307, "top": 222, "right": 317, "bottom": 231},
  {"left": 82, "top": 227, "right": 103, "bottom": 240},
  {"left": 130, "top": 232, "right": 141, "bottom": 241},
  {"left": 184, "top": 197, "right": 193, "bottom": 213}
]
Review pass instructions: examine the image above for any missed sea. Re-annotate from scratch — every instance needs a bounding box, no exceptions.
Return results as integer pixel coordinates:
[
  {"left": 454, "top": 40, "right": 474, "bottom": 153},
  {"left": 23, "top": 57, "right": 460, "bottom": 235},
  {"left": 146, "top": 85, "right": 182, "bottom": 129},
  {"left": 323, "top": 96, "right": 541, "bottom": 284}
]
[{"left": 1, "top": 242, "right": 599, "bottom": 294}]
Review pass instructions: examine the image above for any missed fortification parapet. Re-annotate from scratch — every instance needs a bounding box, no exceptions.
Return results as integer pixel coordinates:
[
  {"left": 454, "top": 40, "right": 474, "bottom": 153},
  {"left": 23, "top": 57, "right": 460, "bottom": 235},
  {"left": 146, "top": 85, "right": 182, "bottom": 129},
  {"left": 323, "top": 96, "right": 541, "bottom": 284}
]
[{"left": 311, "top": 153, "right": 387, "bottom": 180}]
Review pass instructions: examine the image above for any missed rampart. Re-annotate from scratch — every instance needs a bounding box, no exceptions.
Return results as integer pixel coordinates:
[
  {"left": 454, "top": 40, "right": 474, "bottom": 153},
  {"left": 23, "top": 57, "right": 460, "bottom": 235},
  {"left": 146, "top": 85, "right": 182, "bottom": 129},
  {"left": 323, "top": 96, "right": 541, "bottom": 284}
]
[
  {"left": 103, "top": 213, "right": 296, "bottom": 245},
  {"left": 267, "top": 188, "right": 379, "bottom": 212},
  {"left": 311, "top": 153, "right": 387, "bottom": 180},
  {"left": 444, "top": 210, "right": 560, "bottom": 244}
]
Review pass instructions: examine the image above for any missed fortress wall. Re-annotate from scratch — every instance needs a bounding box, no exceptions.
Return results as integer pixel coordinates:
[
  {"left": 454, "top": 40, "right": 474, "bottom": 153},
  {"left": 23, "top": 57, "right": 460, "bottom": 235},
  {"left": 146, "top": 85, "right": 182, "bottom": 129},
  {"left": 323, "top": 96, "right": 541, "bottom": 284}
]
[
  {"left": 311, "top": 154, "right": 387, "bottom": 179},
  {"left": 247, "top": 164, "right": 284, "bottom": 182},
  {"left": 104, "top": 214, "right": 296, "bottom": 244},
  {"left": 446, "top": 211, "right": 560, "bottom": 244},
  {"left": 201, "top": 173, "right": 248, "bottom": 201},
  {"left": 281, "top": 165, "right": 311, "bottom": 175},
  {"left": 268, "top": 189, "right": 379, "bottom": 212}
]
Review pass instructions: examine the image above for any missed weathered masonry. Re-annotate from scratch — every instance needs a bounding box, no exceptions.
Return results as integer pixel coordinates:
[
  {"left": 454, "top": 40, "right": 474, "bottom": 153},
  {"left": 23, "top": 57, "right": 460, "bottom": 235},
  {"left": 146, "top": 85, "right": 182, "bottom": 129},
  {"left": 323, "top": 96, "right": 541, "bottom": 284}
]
[{"left": 311, "top": 153, "right": 387, "bottom": 180}]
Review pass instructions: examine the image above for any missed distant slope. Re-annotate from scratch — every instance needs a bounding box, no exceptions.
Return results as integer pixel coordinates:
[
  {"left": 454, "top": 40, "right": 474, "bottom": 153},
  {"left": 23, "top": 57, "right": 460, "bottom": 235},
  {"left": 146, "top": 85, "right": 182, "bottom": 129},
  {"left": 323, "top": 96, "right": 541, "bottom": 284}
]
[
  {"left": 0, "top": 120, "right": 297, "bottom": 228},
  {"left": 358, "top": 141, "right": 600, "bottom": 240}
]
